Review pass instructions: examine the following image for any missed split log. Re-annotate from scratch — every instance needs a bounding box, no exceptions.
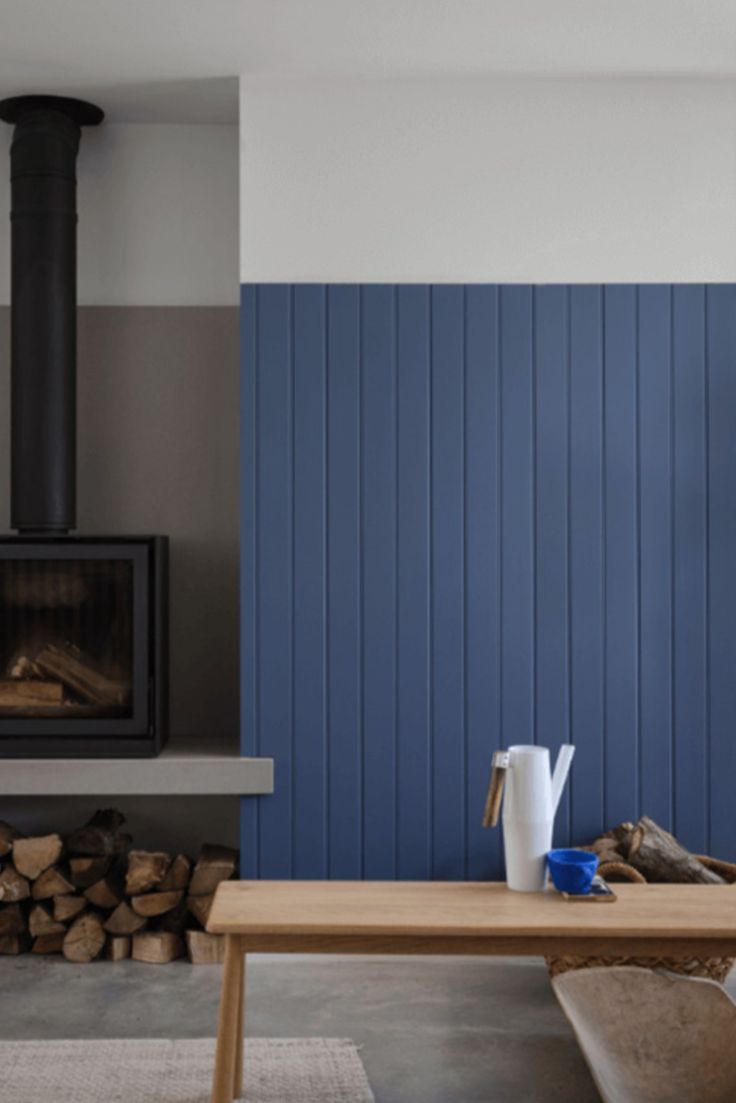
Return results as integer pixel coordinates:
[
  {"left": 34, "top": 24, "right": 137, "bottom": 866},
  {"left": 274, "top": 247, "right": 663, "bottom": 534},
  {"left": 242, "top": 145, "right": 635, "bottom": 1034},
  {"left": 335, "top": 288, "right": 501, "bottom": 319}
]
[
  {"left": 35, "top": 644, "right": 129, "bottom": 707},
  {"left": 156, "top": 897, "right": 189, "bottom": 934},
  {"left": 66, "top": 808, "right": 131, "bottom": 858},
  {"left": 0, "top": 933, "right": 30, "bottom": 954},
  {"left": 187, "top": 893, "right": 214, "bottom": 929},
  {"left": 32, "top": 866, "right": 75, "bottom": 900},
  {"left": 84, "top": 874, "right": 124, "bottom": 910},
  {"left": 132, "top": 931, "right": 183, "bottom": 964},
  {"left": 186, "top": 930, "right": 225, "bottom": 965},
  {"left": 63, "top": 913, "right": 106, "bottom": 963},
  {"left": 159, "top": 854, "right": 191, "bottom": 892},
  {"left": 104, "top": 901, "right": 147, "bottom": 936},
  {"left": 69, "top": 856, "right": 111, "bottom": 889},
  {"left": 0, "top": 904, "right": 26, "bottom": 936},
  {"left": 626, "top": 816, "right": 724, "bottom": 884},
  {"left": 53, "top": 894, "right": 86, "bottom": 923},
  {"left": 125, "top": 850, "right": 171, "bottom": 895},
  {"left": 13, "top": 834, "right": 63, "bottom": 880},
  {"left": 28, "top": 904, "right": 65, "bottom": 939},
  {"left": 0, "top": 820, "right": 20, "bottom": 858},
  {"left": 106, "top": 935, "right": 131, "bottom": 961},
  {"left": 0, "top": 865, "right": 30, "bottom": 902},
  {"left": 131, "top": 890, "right": 183, "bottom": 918},
  {"left": 0, "top": 679, "right": 63, "bottom": 706},
  {"left": 188, "top": 844, "right": 237, "bottom": 896},
  {"left": 8, "top": 655, "right": 42, "bottom": 679},
  {"left": 32, "top": 931, "right": 66, "bottom": 954}
]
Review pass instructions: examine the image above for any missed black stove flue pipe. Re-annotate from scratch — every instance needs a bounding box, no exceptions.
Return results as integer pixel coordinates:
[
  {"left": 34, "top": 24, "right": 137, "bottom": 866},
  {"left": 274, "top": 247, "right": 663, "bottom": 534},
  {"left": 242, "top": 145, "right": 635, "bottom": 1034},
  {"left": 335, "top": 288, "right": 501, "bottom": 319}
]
[{"left": 0, "top": 95, "right": 103, "bottom": 534}]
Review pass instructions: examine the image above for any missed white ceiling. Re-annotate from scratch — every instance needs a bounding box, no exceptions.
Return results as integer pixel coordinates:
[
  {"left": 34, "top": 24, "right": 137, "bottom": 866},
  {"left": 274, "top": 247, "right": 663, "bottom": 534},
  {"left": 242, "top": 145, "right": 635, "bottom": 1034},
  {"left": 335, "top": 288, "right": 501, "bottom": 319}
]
[{"left": 0, "top": 0, "right": 735, "bottom": 123}]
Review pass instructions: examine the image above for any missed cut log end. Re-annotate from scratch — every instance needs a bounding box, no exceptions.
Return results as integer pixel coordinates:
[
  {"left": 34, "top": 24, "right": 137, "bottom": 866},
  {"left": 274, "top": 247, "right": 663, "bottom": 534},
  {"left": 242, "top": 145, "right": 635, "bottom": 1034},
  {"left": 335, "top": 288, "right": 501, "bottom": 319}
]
[
  {"left": 63, "top": 913, "right": 106, "bottom": 963},
  {"left": 132, "top": 931, "right": 183, "bottom": 964},
  {"left": 12, "top": 834, "right": 63, "bottom": 880},
  {"left": 186, "top": 929, "right": 225, "bottom": 965}
]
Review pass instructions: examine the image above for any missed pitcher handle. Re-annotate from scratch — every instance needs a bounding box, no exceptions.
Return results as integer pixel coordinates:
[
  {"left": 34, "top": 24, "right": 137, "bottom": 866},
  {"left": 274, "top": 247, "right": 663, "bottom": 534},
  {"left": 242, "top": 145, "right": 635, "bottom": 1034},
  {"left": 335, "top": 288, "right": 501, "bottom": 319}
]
[{"left": 482, "top": 750, "right": 510, "bottom": 828}]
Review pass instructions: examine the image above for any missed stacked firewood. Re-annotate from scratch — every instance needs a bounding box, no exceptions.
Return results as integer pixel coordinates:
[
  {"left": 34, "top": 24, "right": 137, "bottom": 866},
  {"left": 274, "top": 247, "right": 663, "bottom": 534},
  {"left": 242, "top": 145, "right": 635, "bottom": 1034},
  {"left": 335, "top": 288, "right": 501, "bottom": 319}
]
[{"left": 0, "top": 810, "right": 237, "bottom": 964}]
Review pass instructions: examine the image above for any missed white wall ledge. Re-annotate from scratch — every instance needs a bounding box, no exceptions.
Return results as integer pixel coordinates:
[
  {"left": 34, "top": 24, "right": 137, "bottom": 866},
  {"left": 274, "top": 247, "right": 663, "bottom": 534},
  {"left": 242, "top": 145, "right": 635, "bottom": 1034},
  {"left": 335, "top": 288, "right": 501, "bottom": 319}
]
[{"left": 0, "top": 738, "right": 273, "bottom": 797}]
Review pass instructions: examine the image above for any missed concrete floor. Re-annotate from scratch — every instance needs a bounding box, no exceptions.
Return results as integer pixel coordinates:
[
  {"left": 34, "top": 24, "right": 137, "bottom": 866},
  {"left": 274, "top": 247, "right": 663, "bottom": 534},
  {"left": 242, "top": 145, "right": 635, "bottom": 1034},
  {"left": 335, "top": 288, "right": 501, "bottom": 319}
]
[
  {"left": 1, "top": 954, "right": 600, "bottom": 1102},
  {"left": 7, "top": 954, "right": 733, "bottom": 1102}
]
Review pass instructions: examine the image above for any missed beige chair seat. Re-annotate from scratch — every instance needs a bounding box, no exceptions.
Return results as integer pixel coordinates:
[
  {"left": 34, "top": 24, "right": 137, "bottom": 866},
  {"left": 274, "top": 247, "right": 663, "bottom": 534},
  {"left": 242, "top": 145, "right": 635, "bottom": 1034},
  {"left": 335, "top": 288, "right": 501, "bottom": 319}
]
[{"left": 553, "top": 965, "right": 736, "bottom": 1103}]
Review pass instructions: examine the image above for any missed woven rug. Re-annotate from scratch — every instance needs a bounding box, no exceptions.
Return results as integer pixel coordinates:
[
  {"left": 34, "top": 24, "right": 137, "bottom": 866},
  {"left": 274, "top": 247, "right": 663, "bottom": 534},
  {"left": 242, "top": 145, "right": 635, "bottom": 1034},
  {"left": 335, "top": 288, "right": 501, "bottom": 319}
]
[{"left": 0, "top": 1037, "right": 374, "bottom": 1103}]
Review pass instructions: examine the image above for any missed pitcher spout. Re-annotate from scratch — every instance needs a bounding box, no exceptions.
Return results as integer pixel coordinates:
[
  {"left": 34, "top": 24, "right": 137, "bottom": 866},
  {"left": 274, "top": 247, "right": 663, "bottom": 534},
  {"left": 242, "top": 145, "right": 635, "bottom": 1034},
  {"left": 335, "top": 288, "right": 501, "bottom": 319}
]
[{"left": 550, "top": 744, "right": 575, "bottom": 817}]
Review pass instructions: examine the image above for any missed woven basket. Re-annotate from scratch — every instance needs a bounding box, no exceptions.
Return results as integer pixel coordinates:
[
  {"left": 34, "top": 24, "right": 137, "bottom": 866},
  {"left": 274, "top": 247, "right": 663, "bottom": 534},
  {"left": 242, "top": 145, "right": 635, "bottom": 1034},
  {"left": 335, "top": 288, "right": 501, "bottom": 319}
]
[{"left": 545, "top": 854, "right": 736, "bottom": 985}]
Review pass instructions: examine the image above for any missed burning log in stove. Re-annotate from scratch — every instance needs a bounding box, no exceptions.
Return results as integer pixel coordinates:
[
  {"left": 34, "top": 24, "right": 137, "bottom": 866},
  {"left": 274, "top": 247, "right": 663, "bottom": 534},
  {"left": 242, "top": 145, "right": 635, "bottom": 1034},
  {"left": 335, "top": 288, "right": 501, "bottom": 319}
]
[{"left": 0, "top": 810, "right": 236, "bottom": 964}]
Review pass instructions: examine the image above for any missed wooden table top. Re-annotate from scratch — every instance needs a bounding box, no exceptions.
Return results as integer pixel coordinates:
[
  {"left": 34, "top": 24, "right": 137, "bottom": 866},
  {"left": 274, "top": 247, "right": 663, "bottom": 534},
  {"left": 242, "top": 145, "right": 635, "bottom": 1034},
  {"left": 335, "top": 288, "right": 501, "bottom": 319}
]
[{"left": 208, "top": 881, "right": 736, "bottom": 956}]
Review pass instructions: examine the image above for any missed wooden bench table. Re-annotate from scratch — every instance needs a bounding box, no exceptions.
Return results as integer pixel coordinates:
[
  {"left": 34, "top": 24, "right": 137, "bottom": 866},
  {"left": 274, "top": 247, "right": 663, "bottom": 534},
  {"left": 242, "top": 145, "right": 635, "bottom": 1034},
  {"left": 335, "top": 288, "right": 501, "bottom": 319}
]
[{"left": 206, "top": 880, "right": 736, "bottom": 1102}]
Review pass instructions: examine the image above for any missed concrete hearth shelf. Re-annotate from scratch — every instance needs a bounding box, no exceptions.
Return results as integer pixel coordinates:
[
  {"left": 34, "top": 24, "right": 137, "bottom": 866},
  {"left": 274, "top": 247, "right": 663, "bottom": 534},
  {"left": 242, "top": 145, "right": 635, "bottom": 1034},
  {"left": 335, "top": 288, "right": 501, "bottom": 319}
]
[{"left": 0, "top": 737, "right": 273, "bottom": 796}]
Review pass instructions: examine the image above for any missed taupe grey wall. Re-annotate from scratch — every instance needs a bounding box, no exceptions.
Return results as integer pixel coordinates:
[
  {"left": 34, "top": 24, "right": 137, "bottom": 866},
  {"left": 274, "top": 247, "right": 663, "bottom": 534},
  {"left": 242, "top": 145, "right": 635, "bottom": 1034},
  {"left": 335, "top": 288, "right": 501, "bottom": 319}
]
[{"left": 0, "top": 306, "right": 240, "bottom": 848}]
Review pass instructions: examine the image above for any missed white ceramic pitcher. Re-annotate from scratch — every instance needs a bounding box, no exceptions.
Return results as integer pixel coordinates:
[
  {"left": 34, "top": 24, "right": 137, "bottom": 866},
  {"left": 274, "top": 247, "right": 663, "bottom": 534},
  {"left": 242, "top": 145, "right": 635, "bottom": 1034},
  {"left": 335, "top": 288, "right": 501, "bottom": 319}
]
[{"left": 482, "top": 744, "right": 575, "bottom": 892}]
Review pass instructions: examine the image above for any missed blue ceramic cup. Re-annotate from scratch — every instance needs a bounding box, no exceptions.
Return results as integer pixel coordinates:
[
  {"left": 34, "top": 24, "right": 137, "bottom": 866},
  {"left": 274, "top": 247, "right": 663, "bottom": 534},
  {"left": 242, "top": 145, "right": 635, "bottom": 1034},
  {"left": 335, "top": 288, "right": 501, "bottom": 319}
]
[{"left": 547, "top": 848, "right": 599, "bottom": 895}]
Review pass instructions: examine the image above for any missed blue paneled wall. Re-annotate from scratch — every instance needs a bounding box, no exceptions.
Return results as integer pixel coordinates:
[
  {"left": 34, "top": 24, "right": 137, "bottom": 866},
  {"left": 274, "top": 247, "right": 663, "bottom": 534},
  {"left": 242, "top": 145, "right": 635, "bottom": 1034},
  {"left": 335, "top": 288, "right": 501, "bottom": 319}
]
[{"left": 241, "top": 284, "right": 736, "bottom": 879}]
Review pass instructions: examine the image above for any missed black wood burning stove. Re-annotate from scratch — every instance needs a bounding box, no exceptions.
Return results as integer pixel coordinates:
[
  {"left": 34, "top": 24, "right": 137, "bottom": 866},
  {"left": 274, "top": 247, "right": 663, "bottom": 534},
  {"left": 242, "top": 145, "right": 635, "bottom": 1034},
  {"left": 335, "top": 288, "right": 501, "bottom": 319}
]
[{"left": 0, "top": 96, "right": 168, "bottom": 757}]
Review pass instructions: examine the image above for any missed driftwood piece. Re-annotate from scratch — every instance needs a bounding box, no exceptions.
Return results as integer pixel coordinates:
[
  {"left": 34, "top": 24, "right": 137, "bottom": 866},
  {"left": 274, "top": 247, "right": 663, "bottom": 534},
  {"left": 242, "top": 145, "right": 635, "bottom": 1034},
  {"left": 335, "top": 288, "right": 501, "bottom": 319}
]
[
  {"left": 84, "top": 874, "right": 124, "bottom": 910},
  {"left": 106, "top": 935, "right": 131, "bottom": 961},
  {"left": 13, "top": 834, "right": 63, "bottom": 880},
  {"left": 0, "top": 865, "right": 30, "bottom": 902},
  {"left": 0, "top": 679, "right": 64, "bottom": 706},
  {"left": 28, "top": 904, "right": 65, "bottom": 939},
  {"left": 63, "top": 913, "right": 106, "bottom": 963},
  {"left": 125, "top": 850, "right": 171, "bottom": 896},
  {"left": 32, "top": 931, "right": 66, "bottom": 954},
  {"left": 53, "top": 894, "right": 86, "bottom": 923},
  {"left": 159, "top": 854, "right": 191, "bottom": 892},
  {"left": 69, "top": 856, "right": 111, "bottom": 889},
  {"left": 35, "top": 644, "right": 129, "bottom": 707},
  {"left": 188, "top": 844, "right": 237, "bottom": 896},
  {"left": 0, "top": 820, "right": 21, "bottom": 858},
  {"left": 0, "top": 933, "right": 30, "bottom": 954},
  {"left": 32, "top": 866, "right": 75, "bottom": 900},
  {"left": 67, "top": 809, "right": 131, "bottom": 858},
  {"left": 104, "top": 901, "right": 147, "bottom": 936},
  {"left": 132, "top": 931, "right": 183, "bottom": 964},
  {"left": 186, "top": 930, "right": 225, "bottom": 965},
  {"left": 131, "top": 890, "right": 183, "bottom": 918},
  {"left": 187, "top": 893, "right": 215, "bottom": 929},
  {"left": 626, "top": 816, "right": 724, "bottom": 884},
  {"left": 0, "top": 903, "right": 25, "bottom": 936}
]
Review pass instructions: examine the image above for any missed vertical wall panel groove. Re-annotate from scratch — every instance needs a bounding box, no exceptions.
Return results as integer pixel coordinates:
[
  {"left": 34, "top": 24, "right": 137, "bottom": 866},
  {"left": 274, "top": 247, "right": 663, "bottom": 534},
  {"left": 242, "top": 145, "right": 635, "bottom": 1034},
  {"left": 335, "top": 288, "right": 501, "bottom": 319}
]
[
  {"left": 672, "top": 285, "right": 708, "bottom": 853},
  {"left": 603, "top": 286, "right": 639, "bottom": 828},
  {"left": 465, "top": 285, "right": 500, "bottom": 879},
  {"left": 396, "top": 286, "right": 432, "bottom": 878},
  {"left": 325, "top": 286, "right": 362, "bottom": 878},
  {"left": 536, "top": 286, "right": 571, "bottom": 848},
  {"left": 242, "top": 282, "right": 736, "bottom": 879},
  {"left": 292, "top": 286, "right": 328, "bottom": 876},
  {"left": 706, "top": 286, "right": 736, "bottom": 858},
  {"left": 638, "top": 286, "right": 673, "bottom": 829},
  {"left": 430, "top": 286, "right": 466, "bottom": 878}
]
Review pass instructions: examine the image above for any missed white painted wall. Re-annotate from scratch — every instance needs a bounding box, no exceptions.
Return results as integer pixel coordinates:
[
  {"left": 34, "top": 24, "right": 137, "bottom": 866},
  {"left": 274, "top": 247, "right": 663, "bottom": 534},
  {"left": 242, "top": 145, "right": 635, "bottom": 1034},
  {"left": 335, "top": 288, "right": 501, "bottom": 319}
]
[
  {"left": 240, "top": 76, "right": 736, "bottom": 283},
  {"left": 0, "top": 123, "right": 239, "bottom": 305}
]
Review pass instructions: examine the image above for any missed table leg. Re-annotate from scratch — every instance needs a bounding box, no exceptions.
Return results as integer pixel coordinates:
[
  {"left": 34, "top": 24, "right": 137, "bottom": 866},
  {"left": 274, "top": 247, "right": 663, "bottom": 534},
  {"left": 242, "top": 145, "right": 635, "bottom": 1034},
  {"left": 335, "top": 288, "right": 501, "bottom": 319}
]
[
  {"left": 211, "top": 935, "right": 243, "bottom": 1103},
  {"left": 233, "top": 953, "right": 245, "bottom": 1098}
]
